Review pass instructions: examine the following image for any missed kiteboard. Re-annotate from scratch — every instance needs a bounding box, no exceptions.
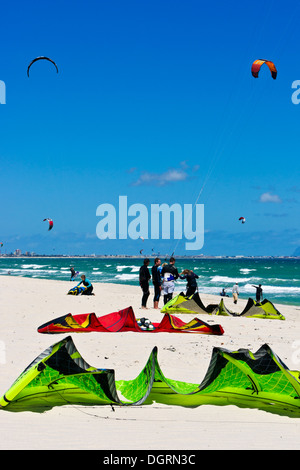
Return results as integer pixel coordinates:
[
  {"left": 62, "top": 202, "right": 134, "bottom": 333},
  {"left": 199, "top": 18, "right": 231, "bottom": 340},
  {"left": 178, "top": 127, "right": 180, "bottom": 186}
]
[
  {"left": 71, "top": 271, "right": 79, "bottom": 281},
  {"left": 67, "top": 285, "right": 86, "bottom": 295}
]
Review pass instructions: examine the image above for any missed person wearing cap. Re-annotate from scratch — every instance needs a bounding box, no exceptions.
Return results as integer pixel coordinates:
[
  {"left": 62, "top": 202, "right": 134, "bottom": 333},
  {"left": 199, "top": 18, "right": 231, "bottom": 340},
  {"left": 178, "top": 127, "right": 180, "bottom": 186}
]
[{"left": 232, "top": 282, "right": 239, "bottom": 304}]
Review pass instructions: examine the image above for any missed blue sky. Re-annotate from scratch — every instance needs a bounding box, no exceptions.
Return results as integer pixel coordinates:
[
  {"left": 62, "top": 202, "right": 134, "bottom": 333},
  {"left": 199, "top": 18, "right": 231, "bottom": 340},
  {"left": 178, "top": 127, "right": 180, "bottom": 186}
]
[{"left": 1, "top": 0, "right": 300, "bottom": 256}]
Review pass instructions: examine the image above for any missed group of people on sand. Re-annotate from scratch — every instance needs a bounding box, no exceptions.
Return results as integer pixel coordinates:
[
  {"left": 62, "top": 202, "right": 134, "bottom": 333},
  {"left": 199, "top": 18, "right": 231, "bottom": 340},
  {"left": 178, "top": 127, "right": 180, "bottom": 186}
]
[
  {"left": 139, "top": 257, "right": 199, "bottom": 309},
  {"left": 69, "top": 262, "right": 264, "bottom": 307},
  {"left": 139, "top": 257, "right": 264, "bottom": 310},
  {"left": 220, "top": 283, "right": 263, "bottom": 304}
]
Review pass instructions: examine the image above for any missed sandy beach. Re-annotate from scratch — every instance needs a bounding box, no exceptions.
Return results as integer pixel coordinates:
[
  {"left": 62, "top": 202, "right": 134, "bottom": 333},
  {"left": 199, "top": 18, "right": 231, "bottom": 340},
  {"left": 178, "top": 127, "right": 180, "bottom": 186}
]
[{"left": 0, "top": 275, "right": 299, "bottom": 450}]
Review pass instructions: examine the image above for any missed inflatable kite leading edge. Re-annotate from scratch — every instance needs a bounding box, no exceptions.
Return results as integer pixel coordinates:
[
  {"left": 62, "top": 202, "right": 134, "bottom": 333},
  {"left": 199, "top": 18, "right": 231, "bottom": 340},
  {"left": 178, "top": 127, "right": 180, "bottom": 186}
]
[
  {"left": 37, "top": 306, "right": 224, "bottom": 335},
  {"left": 1, "top": 336, "right": 299, "bottom": 416}
]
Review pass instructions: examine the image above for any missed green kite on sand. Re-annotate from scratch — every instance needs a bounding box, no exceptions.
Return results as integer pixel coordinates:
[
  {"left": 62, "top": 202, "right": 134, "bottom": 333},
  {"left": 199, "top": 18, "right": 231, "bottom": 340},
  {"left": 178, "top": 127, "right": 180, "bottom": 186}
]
[
  {"left": 1, "top": 336, "right": 299, "bottom": 417},
  {"left": 161, "top": 292, "right": 285, "bottom": 319}
]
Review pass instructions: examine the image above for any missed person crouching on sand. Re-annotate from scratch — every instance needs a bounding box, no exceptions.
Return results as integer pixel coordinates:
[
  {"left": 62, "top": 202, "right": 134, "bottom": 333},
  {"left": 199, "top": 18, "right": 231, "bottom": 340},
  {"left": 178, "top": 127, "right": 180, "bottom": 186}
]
[{"left": 77, "top": 275, "right": 94, "bottom": 295}]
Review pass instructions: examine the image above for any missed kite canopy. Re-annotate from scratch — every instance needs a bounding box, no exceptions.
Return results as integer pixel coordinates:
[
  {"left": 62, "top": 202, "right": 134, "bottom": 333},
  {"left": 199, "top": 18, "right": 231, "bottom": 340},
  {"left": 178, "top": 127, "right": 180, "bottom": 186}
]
[
  {"left": 27, "top": 56, "right": 58, "bottom": 77},
  {"left": 43, "top": 218, "right": 53, "bottom": 231},
  {"left": 251, "top": 59, "right": 277, "bottom": 79},
  {"left": 239, "top": 217, "right": 246, "bottom": 224},
  {"left": 216, "top": 298, "right": 285, "bottom": 319},
  {"left": 161, "top": 292, "right": 219, "bottom": 315},
  {"left": 161, "top": 292, "right": 285, "bottom": 320},
  {"left": 1, "top": 336, "right": 299, "bottom": 416},
  {"left": 37, "top": 306, "right": 224, "bottom": 335}
]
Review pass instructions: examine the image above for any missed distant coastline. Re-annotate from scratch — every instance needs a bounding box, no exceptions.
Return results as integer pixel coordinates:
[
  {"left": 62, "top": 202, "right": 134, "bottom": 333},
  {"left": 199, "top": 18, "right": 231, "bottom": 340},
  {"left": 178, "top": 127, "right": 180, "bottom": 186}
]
[{"left": 0, "top": 254, "right": 299, "bottom": 260}]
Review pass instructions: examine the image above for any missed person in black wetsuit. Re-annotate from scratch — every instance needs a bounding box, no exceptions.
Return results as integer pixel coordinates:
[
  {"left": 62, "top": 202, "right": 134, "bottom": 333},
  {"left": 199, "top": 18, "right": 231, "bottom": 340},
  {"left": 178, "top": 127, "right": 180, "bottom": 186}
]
[
  {"left": 139, "top": 258, "right": 151, "bottom": 309},
  {"left": 161, "top": 257, "right": 179, "bottom": 305},
  {"left": 179, "top": 269, "right": 199, "bottom": 297},
  {"left": 151, "top": 257, "right": 162, "bottom": 309},
  {"left": 77, "top": 275, "right": 94, "bottom": 295},
  {"left": 252, "top": 284, "right": 263, "bottom": 302},
  {"left": 70, "top": 266, "right": 76, "bottom": 281}
]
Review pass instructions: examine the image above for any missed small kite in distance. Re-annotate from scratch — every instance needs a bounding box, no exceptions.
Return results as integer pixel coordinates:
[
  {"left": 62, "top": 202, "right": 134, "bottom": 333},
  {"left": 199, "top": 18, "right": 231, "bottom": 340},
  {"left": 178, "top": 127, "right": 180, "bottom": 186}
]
[
  {"left": 239, "top": 217, "right": 246, "bottom": 224},
  {"left": 251, "top": 59, "right": 277, "bottom": 80},
  {"left": 43, "top": 218, "right": 53, "bottom": 231},
  {"left": 27, "top": 57, "right": 59, "bottom": 77}
]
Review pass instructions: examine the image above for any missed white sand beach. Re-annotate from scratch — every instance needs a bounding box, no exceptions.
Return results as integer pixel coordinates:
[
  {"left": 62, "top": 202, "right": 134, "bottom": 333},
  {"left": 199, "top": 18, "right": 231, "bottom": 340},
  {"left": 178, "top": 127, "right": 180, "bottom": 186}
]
[{"left": 0, "top": 275, "right": 299, "bottom": 450}]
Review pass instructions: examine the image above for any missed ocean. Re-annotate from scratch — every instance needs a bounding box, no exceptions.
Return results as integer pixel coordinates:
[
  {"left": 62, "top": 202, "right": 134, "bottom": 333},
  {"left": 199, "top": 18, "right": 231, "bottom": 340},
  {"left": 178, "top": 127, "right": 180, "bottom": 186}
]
[{"left": 0, "top": 257, "right": 299, "bottom": 307}]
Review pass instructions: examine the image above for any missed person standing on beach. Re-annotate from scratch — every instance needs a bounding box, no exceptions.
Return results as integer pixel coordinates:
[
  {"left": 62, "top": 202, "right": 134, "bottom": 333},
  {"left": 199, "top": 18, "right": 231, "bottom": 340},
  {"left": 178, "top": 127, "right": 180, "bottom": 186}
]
[
  {"left": 139, "top": 258, "right": 151, "bottom": 309},
  {"left": 161, "top": 257, "right": 179, "bottom": 305},
  {"left": 151, "top": 257, "right": 162, "bottom": 309},
  {"left": 70, "top": 266, "right": 76, "bottom": 281},
  {"left": 232, "top": 282, "right": 239, "bottom": 304},
  {"left": 179, "top": 269, "right": 199, "bottom": 297},
  {"left": 252, "top": 284, "right": 263, "bottom": 302}
]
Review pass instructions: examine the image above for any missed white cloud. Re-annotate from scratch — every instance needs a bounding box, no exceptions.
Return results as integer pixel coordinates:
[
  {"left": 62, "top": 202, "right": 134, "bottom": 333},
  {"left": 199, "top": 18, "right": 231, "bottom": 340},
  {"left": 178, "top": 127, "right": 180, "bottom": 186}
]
[
  {"left": 133, "top": 168, "right": 188, "bottom": 186},
  {"left": 259, "top": 192, "right": 282, "bottom": 203}
]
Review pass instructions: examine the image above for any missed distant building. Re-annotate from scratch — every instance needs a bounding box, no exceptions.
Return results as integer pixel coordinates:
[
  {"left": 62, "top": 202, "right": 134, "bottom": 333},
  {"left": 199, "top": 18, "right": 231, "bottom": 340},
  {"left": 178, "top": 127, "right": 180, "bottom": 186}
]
[{"left": 14, "top": 249, "right": 22, "bottom": 256}]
